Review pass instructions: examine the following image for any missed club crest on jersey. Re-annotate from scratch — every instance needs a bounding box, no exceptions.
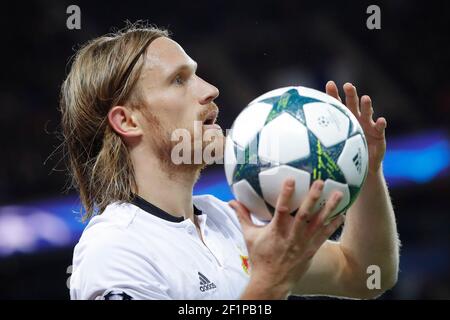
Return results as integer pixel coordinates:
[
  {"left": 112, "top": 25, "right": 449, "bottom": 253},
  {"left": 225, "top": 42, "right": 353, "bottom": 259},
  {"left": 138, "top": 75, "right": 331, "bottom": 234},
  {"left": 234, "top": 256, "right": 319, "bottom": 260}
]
[{"left": 240, "top": 255, "right": 250, "bottom": 275}]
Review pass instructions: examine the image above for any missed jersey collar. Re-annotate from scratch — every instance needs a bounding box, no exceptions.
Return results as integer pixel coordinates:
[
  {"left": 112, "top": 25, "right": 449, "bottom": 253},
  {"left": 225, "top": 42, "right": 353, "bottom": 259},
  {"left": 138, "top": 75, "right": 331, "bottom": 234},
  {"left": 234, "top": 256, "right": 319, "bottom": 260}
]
[{"left": 131, "top": 194, "right": 202, "bottom": 223}]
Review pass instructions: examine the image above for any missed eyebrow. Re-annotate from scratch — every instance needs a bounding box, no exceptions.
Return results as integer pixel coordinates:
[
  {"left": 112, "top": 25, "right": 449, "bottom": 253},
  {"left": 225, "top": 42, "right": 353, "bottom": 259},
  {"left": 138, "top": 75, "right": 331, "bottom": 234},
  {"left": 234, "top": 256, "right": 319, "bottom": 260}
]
[{"left": 166, "top": 61, "right": 198, "bottom": 82}]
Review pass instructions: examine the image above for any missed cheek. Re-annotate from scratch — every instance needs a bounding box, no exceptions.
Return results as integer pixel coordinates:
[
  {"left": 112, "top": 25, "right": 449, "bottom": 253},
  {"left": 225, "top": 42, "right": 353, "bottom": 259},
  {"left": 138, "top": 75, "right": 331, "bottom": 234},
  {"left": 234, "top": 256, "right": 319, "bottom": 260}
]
[
  {"left": 144, "top": 92, "right": 198, "bottom": 134},
  {"left": 158, "top": 110, "right": 198, "bottom": 146},
  {"left": 150, "top": 106, "right": 189, "bottom": 133},
  {"left": 177, "top": 110, "right": 200, "bottom": 133}
]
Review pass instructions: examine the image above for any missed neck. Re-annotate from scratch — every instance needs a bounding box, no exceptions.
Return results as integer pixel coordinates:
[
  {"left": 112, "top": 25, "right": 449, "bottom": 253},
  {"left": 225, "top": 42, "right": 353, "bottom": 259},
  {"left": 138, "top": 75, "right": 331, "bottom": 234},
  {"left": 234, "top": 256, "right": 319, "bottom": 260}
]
[{"left": 131, "top": 145, "right": 202, "bottom": 223}]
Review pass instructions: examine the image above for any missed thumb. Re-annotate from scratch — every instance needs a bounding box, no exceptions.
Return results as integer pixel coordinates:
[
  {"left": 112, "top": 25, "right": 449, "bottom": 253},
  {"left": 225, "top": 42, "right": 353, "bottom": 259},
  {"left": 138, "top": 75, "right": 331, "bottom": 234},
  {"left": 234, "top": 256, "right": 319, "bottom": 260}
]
[{"left": 229, "top": 200, "right": 256, "bottom": 232}]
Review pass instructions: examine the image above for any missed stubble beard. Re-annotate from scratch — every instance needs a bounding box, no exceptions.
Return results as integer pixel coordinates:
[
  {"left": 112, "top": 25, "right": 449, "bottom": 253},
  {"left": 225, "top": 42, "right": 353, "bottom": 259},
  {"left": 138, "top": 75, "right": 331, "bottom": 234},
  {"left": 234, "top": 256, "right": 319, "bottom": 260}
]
[{"left": 146, "top": 113, "right": 208, "bottom": 181}]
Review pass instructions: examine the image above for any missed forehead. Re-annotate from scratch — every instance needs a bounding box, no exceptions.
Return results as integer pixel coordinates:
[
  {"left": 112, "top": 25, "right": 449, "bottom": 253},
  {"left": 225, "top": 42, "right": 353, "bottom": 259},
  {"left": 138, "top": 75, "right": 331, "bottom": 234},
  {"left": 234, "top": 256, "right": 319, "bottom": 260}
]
[{"left": 142, "top": 37, "right": 194, "bottom": 77}]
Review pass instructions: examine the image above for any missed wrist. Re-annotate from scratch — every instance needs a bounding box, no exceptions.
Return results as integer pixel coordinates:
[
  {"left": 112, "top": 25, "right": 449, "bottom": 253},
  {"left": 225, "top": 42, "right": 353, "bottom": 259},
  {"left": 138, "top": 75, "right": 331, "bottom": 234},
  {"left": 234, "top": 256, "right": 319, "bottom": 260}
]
[
  {"left": 367, "top": 164, "right": 384, "bottom": 179},
  {"left": 241, "top": 274, "right": 291, "bottom": 300}
]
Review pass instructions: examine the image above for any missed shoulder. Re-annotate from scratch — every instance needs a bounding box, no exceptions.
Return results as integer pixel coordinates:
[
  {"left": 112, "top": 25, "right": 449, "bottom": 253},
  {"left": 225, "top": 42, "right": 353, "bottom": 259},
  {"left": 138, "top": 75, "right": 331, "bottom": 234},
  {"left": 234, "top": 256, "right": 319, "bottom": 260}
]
[
  {"left": 73, "top": 202, "right": 141, "bottom": 255},
  {"left": 72, "top": 201, "right": 157, "bottom": 266},
  {"left": 70, "top": 203, "right": 169, "bottom": 299}
]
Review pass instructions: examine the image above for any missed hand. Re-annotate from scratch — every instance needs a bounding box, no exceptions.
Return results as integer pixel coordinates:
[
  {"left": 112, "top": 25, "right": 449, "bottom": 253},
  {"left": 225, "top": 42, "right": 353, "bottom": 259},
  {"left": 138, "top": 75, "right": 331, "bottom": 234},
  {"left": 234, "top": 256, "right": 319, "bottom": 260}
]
[
  {"left": 229, "top": 179, "right": 345, "bottom": 299},
  {"left": 326, "top": 81, "right": 387, "bottom": 175}
]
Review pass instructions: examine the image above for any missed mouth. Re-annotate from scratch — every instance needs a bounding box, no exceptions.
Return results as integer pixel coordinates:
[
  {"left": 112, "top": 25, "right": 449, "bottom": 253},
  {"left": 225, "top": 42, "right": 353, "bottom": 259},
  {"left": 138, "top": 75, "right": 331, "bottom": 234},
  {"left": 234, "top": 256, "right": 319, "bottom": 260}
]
[{"left": 202, "top": 109, "right": 218, "bottom": 125}]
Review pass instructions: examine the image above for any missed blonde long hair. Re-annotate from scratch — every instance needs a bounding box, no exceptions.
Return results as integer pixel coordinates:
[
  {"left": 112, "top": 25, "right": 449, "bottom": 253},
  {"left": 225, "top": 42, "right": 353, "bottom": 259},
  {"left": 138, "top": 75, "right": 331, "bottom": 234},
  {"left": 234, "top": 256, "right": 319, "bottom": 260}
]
[{"left": 59, "top": 24, "right": 168, "bottom": 220}]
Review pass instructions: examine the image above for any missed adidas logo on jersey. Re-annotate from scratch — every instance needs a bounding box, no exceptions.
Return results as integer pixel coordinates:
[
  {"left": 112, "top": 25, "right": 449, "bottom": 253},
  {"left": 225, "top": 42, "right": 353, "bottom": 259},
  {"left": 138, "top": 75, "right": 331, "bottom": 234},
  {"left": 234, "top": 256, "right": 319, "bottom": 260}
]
[{"left": 198, "top": 272, "right": 217, "bottom": 292}]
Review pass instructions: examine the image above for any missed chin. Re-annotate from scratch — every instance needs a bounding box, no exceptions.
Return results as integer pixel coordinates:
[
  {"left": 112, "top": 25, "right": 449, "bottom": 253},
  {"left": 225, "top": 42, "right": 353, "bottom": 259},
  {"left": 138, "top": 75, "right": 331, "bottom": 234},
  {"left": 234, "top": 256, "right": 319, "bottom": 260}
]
[{"left": 201, "top": 132, "right": 225, "bottom": 165}]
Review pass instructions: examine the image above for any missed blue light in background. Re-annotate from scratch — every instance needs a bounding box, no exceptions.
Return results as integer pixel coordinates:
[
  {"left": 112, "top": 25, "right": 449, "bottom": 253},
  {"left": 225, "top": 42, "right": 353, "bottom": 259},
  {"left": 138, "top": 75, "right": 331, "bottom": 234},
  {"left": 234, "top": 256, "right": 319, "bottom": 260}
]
[
  {"left": 194, "top": 170, "right": 234, "bottom": 202},
  {"left": 384, "top": 140, "right": 450, "bottom": 184},
  {"left": 0, "top": 130, "right": 448, "bottom": 257},
  {"left": 383, "top": 131, "right": 449, "bottom": 186}
]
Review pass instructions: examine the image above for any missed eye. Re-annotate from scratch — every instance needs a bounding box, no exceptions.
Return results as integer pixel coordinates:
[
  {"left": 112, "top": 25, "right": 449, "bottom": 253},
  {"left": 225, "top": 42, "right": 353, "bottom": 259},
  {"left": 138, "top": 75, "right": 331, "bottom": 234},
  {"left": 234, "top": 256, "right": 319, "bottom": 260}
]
[{"left": 173, "top": 74, "right": 185, "bottom": 86}]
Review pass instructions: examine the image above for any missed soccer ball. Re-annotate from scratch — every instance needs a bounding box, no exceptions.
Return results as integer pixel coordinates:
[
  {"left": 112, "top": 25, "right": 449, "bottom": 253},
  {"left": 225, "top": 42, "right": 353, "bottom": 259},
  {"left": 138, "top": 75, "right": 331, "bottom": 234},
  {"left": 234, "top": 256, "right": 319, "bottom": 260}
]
[{"left": 224, "top": 86, "right": 369, "bottom": 222}]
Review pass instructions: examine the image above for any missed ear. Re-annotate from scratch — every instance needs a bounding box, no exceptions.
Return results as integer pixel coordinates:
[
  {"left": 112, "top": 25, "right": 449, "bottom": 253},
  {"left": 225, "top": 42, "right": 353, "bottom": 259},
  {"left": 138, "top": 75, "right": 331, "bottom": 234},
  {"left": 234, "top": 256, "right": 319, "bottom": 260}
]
[{"left": 107, "top": 106, "right": 143, "bottom": 138}]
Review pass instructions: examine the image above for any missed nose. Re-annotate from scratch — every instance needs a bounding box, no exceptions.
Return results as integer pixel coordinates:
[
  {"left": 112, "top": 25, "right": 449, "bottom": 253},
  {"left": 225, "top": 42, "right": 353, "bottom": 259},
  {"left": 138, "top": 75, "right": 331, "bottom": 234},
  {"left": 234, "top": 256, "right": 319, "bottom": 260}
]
[{"left": 198, "top": 77, "right": 219, "bottom": 105}]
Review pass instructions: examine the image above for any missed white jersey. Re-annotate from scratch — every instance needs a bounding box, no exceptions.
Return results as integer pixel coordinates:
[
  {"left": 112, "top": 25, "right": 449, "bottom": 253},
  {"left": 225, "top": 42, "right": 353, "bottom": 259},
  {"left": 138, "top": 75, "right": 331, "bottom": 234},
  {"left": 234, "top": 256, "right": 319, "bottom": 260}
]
[{"left": 69, "top": 194, "right": 251, "bottom": 300}]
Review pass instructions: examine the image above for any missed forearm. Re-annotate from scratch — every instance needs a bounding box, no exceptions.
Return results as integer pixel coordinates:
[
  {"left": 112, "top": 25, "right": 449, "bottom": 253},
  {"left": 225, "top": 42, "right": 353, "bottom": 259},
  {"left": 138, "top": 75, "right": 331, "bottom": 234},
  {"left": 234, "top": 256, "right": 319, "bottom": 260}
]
[{"left": 339, "top": 166, "right": 400, "bottom": 289}]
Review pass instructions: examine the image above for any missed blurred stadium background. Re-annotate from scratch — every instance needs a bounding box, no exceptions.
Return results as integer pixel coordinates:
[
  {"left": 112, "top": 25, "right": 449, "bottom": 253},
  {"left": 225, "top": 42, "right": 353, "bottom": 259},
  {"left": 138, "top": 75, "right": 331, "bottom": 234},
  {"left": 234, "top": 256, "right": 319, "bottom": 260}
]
[{"left": 0, "top": 0, "right": 449, "bottom": 299}]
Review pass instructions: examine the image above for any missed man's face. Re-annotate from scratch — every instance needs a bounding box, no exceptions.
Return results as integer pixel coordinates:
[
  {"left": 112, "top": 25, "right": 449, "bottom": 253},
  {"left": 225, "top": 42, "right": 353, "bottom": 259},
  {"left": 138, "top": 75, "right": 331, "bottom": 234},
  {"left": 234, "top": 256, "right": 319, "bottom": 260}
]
[{"left": 136, "top": 37, "right": 222, "bottom": 169}]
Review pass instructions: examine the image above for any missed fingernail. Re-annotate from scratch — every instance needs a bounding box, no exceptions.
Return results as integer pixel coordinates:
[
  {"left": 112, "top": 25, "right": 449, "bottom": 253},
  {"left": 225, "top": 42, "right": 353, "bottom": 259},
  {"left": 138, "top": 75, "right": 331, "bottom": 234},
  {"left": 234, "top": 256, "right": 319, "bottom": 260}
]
[{"left": 315, "top": 181, "right": 324, "bottom": 191}]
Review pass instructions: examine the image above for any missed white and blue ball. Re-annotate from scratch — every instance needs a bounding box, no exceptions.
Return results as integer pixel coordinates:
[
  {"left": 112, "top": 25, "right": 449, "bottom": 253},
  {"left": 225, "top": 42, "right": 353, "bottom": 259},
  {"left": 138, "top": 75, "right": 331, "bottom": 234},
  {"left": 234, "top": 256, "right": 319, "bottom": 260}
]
[{"left": 224, "top": 86, "right": 369, "bottom": 222}]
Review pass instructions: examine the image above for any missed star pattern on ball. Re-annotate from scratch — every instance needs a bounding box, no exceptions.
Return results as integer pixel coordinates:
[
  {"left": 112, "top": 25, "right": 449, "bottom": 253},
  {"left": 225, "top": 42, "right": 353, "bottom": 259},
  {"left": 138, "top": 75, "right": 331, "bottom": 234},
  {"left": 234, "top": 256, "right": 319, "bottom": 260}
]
[
  {"left": 261, "top": 88, "right": 322, "bottom": 126},
  {"left": 231, "top": 88, "right": 350, "bottom": 214}
]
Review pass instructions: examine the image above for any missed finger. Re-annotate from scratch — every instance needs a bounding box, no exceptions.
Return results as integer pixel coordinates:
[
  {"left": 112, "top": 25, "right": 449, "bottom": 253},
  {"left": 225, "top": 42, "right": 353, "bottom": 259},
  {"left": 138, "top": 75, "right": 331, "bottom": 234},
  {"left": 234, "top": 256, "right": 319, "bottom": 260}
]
[
  {"left": 292, "top": 180, "right": 324, "bottom": 236},
  {"left": 315, "top": 191, "right": 343, "bottom": 228},
  {"left": 343, "top": 83, "right": 360, "bottom": 117},
  {"left": 374, "top": 117, "right": 387, "bottom": 134},
  {"left": 325, "top": 80, "right": 342, "bottom": 102},
  {"left": 311, "top": 214, "right": 345, "bottom": 248},
  {"left": 360, "top": 95, "right": 374, "bottom": 123},
  {"left": 229, "top": 200, "right": 256, "bottom": 234},
  {"left": 273, "top": 178, "right": 296, "bottom": 232}
]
